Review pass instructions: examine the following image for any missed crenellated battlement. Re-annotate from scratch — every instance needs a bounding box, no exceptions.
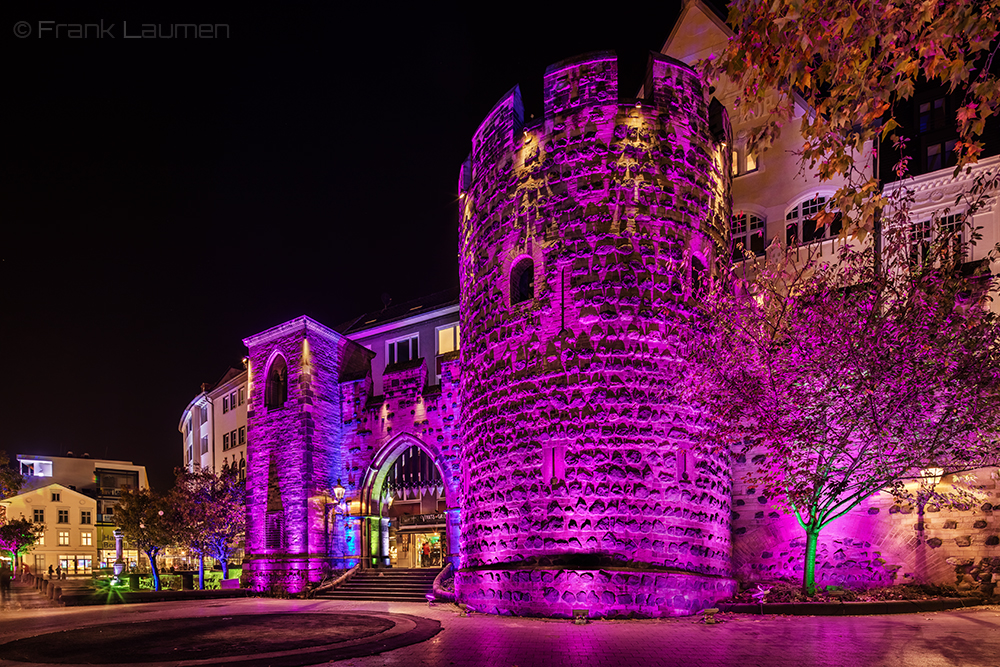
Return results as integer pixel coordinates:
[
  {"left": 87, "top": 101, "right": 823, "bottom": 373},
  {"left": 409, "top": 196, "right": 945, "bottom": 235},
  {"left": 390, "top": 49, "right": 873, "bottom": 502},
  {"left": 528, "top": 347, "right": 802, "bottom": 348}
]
[{"left": 467, "top": 51, "right": 713, "bottom": 190}]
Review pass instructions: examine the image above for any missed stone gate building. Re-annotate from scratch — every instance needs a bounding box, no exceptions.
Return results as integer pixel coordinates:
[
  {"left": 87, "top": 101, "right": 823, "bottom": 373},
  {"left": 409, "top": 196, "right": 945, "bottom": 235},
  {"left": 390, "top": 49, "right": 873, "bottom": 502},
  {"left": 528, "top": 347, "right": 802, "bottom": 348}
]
[{"left": 219, "top": 4, "right": 1000, "bottom": 614}]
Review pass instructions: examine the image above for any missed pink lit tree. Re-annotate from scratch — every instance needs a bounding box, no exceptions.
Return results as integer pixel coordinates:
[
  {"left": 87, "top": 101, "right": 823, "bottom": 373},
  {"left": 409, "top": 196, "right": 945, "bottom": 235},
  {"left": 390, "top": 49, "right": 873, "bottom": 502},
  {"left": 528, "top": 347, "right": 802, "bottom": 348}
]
[
  {"left": 0, "top": 518, "right": 43, "bottom": 575},
  {"left": 170, "top": 466, "right": 245, "bottom": 586},
  {"left": 685, "top": 236, "right": 1000, "bottom": 595}
]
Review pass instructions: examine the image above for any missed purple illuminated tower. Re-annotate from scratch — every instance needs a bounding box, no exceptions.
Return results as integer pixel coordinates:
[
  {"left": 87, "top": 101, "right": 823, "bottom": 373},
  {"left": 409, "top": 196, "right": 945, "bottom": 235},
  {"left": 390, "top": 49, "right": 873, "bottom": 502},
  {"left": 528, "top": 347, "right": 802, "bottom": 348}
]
[{"left": 456, "top": 51, "right": 736, "bottom": 616}]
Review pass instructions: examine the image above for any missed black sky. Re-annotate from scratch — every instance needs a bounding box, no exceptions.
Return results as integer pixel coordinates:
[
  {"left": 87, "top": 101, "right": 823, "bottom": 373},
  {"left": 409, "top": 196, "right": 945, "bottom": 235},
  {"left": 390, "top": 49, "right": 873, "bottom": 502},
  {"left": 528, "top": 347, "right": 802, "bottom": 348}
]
[{"left": 2, "top": 2, "right": 686, "bottom": 491}]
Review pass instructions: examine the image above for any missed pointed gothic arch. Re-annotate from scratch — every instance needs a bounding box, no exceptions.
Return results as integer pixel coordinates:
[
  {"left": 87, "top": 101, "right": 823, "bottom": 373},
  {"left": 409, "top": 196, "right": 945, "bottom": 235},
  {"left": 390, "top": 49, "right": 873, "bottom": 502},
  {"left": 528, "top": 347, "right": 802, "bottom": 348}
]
[
  {"left": 360, "top": 433, "right": 457, "bottom": 512},
  {"left": 264, "top": 352, "right": 288, "bottom": 409}
]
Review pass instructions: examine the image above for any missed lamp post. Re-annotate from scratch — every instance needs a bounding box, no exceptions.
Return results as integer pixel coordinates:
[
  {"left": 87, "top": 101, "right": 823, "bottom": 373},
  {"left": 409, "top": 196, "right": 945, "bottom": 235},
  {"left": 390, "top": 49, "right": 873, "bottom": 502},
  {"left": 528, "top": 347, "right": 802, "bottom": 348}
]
[{"left": 332, "top": 480, "right": 347, "bottom": 567}]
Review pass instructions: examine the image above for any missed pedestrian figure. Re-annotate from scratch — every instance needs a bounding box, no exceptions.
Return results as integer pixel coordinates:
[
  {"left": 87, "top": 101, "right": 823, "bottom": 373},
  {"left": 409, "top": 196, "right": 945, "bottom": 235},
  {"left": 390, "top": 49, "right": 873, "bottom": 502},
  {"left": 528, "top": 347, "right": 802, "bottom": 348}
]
[
  {"left": 48, "top": 565, "right": 54, "bottom": 580},
  {"left": 422, "top": 541, "right": 431, "bottom": 568},
  {"left": 56, "top": 564, "right": 62, "bottom": 580},
  {"left": 0, "top": 562, "right": 11, "bottom": 597}
]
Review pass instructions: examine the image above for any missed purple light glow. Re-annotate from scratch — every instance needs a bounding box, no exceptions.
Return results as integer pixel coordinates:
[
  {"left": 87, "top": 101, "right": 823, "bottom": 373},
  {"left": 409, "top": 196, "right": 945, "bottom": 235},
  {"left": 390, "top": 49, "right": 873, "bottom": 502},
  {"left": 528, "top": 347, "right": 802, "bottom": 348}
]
[{"left": 456, "top": 51, "right": 735, "bottom": 616}]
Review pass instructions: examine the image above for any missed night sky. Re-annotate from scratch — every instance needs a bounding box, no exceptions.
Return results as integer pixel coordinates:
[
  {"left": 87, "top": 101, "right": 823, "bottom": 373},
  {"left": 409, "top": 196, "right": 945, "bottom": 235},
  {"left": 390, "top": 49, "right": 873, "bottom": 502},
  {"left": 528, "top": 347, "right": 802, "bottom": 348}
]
[{"left": 3, "top": 2, "right": 687, "bottom": 491}]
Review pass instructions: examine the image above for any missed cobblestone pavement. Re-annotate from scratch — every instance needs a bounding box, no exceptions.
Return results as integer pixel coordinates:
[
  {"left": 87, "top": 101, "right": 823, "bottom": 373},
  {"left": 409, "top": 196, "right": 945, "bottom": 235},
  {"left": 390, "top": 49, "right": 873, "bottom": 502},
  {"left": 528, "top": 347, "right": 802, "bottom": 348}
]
[{"left": 0, "top": 591, "right": 998, "bottom": 667}]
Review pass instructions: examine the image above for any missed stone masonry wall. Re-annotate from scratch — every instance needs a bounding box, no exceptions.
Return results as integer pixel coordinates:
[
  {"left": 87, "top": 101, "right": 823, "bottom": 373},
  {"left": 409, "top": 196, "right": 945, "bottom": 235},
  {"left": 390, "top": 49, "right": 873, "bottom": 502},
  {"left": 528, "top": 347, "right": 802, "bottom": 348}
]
[
  {"left": 243, "top": 317, "right": 362, "bottom": 594},
  {"left": 732, "top": 458, "right": 1000, "bottom": 592},
  {"left": 457, "top": 51, "right": 734, "bottom": 617}
]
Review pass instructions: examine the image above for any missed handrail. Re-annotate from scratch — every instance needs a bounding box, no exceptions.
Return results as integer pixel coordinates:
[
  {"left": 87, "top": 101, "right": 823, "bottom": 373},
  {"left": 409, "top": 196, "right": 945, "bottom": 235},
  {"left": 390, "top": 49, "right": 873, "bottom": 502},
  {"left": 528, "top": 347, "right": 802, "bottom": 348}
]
[
  {"left": 431, "top": 562, "right": 456, "bottom": 602},
  {"left": 306, "top": 564, "right": 360, "bottom": 599}
]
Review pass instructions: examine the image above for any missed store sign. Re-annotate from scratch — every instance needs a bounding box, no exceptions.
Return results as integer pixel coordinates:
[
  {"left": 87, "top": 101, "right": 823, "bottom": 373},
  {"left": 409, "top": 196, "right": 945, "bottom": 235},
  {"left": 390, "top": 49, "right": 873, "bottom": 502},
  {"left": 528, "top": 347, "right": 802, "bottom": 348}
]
[{"left": 400, "top": 513, "right": 445, "bottom": 526}]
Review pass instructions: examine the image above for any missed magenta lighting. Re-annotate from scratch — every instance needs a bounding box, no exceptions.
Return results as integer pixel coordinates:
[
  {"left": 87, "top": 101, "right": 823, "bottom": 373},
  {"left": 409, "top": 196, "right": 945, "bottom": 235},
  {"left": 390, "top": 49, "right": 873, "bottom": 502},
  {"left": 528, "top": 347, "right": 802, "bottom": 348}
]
[{"left": 455, "top": 51, "right": 736, "bottom": 617}]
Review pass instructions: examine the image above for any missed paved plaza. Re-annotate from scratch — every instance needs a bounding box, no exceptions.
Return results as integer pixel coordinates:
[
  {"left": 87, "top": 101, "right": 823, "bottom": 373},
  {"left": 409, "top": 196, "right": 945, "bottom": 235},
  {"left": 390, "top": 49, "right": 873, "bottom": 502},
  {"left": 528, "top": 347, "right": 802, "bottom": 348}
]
[{"left": 1, "top": 582, "right": 999, "bottom": 666}]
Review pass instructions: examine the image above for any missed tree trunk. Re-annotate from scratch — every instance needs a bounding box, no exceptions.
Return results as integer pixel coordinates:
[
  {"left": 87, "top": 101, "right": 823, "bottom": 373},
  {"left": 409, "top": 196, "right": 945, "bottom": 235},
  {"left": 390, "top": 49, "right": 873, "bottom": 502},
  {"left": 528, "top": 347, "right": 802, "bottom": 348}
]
[
  {"left": 802, "top": 528, "right": 820, "bottom": 596},
  {"left": 915, "top": 502, "right": 928, "bottom": 583},
  {"left": 220, "top": 552, "right": 229, "bottom": 580},
  {"left": 198, "top": 555, "right": 205, "bottom": 590},
  {"left": 147, "top": 550, "right": 161, "bottom": 591}
]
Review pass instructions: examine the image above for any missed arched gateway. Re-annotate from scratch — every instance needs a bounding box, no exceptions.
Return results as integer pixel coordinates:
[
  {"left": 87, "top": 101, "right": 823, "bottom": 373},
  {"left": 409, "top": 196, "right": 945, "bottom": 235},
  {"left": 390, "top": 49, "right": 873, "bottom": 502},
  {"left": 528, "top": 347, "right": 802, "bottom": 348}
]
[
  {"left": 360, "top": 435, "right": 460, "bottom": 570},
  {"left": 242, "top": 316, "right": 463, "bottom": 594}
]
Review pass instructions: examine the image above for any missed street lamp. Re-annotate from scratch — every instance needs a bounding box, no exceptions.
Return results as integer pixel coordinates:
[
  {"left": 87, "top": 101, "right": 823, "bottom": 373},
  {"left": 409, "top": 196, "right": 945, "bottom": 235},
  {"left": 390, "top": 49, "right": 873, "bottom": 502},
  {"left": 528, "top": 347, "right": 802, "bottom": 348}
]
[{"left": 329, "top": 480, "right": 350, "bottom": 567}]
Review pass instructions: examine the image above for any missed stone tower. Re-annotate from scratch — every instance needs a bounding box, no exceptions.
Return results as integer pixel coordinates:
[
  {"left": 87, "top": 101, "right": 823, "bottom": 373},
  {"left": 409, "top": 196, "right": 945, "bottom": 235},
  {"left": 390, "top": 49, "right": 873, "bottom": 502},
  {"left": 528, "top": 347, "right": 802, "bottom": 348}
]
[
  {"left": 242, "top": 317, "right": 373, "bottom": 594},
  {"left": 456, "top": 51, "right": 735, "bottom": 617}
]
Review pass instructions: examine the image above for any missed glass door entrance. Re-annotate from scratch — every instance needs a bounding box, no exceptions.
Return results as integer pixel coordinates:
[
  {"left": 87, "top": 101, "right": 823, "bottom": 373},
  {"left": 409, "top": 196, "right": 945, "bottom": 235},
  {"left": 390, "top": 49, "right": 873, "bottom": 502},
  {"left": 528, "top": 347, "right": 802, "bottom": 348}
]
[{"left": 391, "top": 531, "right": 443, "bottom": 568}]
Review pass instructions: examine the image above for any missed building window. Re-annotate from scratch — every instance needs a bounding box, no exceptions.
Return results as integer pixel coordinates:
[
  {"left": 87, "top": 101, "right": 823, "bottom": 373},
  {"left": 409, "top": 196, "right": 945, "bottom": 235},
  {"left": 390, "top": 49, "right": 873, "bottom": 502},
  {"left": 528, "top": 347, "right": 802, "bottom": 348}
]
[
  {"left": 81, "top": 511, "right": 92, "bottom": 525},
  {"left": 239, "top": 426, "right": 246, "bottom": 445},
  {"left": 58, "top": 510, "right": 69, "bottom": 524},
  {"left": 20, "top": 459, "right": 53, "bottom": 478},
  {"left": 58, "top": 531, "right": 70, "bottom": 546},
  {"left": 239, "top": 388, "right": 245, "bottom": 405},
  {"left": 732, "top": 145, "right": 758, "bottom": 177},
  {"left": 239, "top": 457, "right": 246, "bottom": 482},
  {"left": 230, "top": 430, "right": 237, "bottom": 448},
  {"left": 926, "top": 140, "right": 957, "bottom": 171},
  {"left": 265, "top": 512, "right": 284, "bottom": 550},
  {"left": 387, "top": 335, "right": 419, "bottom": 366},
  {"left": 37, "top": 533, "right": 45, "bottom": 546},
  {"left": 919, "top": 98, "right": 946, "bottom": 134},
  {"left": 264, "top": 355, "right": 288, "bottom": 408},
  {"left": 785, "top": 196, "right": 842, "bottom": 245},
  {"left": 435, "top": 324, "right": 461, "bottom": 378},
  {"left": 51, "top": 492, "right": 60, "bottom": 503},
  {"left": 731, "top": 213, "right": 766, "bottom": 260},
  {"left": 223, "top": 397, "right": 229, "bottom": 413},
  {"left": 81, "top": 532, "right": 93, "bottom": 547},
  {"left": 230, "top": 391, "right": 237, "bottom": 409},
  {"left": 223, "top": 433, "right": 230, "bottom": 450},
  {"left": 75, "top": 555, "right": 93, "bottom": 574},
  {"left": 201, "top": 435, "right": 209, "bottom": 455},
  {"left": 200, "top": 406, "right": 208, "bottom": 424},
  {"left": 33, "top": 509, "right": 44, "bottom": 523},
  {"left": 909, "top": 219, "right": 932, "bottom": 267},
  {"left": 939, "top": 214, "right": 965, "bottom": 261},
  {"left": 510, "top": 257, "right": 535, "bottom": 305}
]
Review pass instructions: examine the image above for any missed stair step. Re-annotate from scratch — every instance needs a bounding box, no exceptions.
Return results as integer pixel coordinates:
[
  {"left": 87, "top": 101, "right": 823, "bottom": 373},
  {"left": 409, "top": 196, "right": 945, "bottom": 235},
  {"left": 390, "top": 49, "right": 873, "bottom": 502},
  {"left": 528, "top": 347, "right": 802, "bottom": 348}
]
[{"left": 317, "top": 568, "right": 442, "bottom": 602}]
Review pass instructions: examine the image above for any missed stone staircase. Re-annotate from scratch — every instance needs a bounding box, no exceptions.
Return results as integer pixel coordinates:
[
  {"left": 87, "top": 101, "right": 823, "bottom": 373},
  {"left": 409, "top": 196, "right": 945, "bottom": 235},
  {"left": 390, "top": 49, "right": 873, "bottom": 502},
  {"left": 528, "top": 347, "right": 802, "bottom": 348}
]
[{"left": 317, "top": 568, "right": 441, "bottom": 603}]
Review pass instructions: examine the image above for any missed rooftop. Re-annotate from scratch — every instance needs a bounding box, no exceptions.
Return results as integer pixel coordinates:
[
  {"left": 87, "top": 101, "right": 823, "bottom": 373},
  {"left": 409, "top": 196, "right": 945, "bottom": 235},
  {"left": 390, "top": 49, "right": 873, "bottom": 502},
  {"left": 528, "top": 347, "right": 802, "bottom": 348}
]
[{"left": 337, "top": 287, "right": 460, "bottom": 335}]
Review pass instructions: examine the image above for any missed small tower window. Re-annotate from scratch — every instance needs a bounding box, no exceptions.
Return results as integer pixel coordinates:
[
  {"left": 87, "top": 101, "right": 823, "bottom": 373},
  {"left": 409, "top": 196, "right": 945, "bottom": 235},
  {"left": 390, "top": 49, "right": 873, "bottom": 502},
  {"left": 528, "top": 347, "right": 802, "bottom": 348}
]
[
  {"left": 265, "top": 355, "right": 288, "bottom": 409},
  {"left": 510, "top": 258, "right": 535, "bottom": 305}
]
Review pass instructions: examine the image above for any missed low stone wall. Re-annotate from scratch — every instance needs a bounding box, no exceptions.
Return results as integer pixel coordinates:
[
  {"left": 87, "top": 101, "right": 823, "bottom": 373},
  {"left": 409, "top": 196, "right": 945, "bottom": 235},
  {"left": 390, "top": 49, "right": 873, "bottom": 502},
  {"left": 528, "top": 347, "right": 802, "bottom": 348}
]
[{"left": 457, "top": 567, "right": 735, "bottom": 617}]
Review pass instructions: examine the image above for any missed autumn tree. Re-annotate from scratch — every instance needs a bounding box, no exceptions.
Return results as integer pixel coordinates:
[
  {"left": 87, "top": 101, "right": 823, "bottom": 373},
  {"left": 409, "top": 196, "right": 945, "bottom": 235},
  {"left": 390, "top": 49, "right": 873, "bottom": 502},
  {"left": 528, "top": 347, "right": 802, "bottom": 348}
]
[
  {"left": 170, "top": 466, "right": 245, "bottom": 585},
  {"left": 115, "top": 488, "right": 174, "bottom": 591},
  {"left": 684, "top": 237, "right": 1000, "bottom": 595},
  {"left": 704, "top": 0, "right": 999, "bottom": 235},
  {"left": 0, "top": 518, "right": 43, "bottom": 575},
  {"left": 0, "top": 451, "right": 25, "bottom": 502}
]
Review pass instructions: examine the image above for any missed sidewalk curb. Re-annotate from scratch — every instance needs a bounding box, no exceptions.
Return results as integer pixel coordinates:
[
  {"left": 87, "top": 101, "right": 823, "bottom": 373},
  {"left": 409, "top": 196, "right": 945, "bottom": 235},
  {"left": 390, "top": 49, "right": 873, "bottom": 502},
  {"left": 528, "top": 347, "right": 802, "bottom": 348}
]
[
  {"left": 717, "top": 597, "right": 987, "bottom": 616},
  {"left": 60, "top": 588, "right": 251, "bottom": 606}
]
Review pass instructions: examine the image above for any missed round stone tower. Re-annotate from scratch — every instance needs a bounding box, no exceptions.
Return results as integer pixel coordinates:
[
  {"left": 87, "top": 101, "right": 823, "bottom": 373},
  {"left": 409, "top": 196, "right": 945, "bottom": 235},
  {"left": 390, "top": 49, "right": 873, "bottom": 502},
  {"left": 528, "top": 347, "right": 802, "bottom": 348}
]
[{"left": 456, "top": 51, "right": 735, "bottom": 617}]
